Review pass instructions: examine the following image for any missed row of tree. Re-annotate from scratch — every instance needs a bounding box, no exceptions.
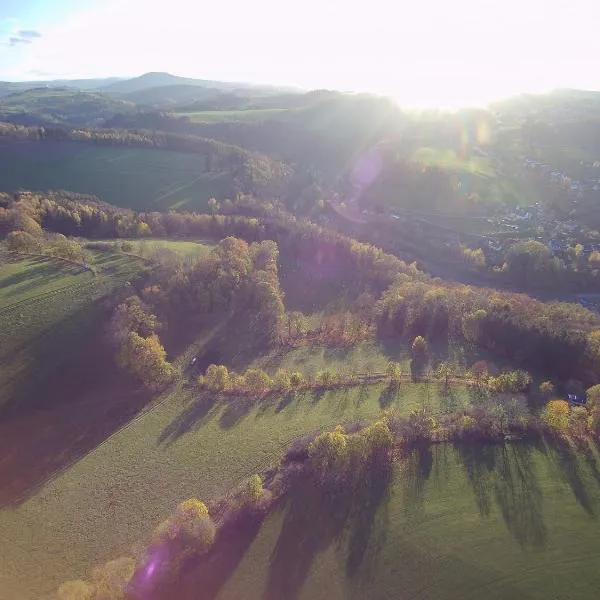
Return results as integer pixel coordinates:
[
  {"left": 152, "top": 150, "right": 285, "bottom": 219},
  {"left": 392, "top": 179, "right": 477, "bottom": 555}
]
[{"left": 108, "top": 296, "right": 175, "bottom": 390}]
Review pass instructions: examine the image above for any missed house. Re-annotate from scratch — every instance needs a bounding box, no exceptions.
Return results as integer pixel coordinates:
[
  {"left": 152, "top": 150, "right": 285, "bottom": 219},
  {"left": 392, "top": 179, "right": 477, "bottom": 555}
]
[
  {"left": 568, "top": 393, "right": 586, "bottom": 405},
  {"left": 548, "top": 240, "right": 564, "bottom": 253}
]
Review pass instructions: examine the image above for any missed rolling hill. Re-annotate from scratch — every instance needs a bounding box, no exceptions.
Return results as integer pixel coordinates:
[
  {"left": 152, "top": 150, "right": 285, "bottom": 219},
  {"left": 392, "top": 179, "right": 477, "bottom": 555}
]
[{"left": 0, "top": 87, "right": 136, "bottom": 126}]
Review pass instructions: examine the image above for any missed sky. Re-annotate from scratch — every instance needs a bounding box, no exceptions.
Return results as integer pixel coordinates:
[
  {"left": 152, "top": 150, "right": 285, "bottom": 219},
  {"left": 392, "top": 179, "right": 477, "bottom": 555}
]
[{"left": 0, "top": 0, "right": 599, "bottom": 108}]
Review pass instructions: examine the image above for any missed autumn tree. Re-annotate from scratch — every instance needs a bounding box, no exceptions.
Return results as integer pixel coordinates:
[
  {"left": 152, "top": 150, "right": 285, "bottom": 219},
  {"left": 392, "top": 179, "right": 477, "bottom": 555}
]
[
  {"left": 198, "top": 364, "right": 230, "bottom": 392},
  {"left": 6, "top": 230, "right": 41, "bottom": 253},
  {"left": 541, "top": 399, "right": 569, "bottom": 432},
  {"left": 308, "top": 426, "right": 348, "bottom": 476},
  {"left": 412, "top": 336, "right": 428, "bottom": 357},
  {"left": 242, "top": 368, "right": 272, "bottom": 396},
  {"left": 118, "top": 332, "right": 175, "bottom": 391},
  {"left": 539, "top": 380, "right": 554, "bottom": 397},
  {"left": 385, "top": 361, "right": 403, "bottom": 384},
  {"left": 91, "top": 557, "right": 136, "bottom": 600}
]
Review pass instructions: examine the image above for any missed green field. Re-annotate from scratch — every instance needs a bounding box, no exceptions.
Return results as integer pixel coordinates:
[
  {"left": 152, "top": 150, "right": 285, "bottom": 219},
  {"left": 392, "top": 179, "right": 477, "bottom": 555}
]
[
  {"left": 0, "top": 337, "right": 475, "bottom": 600},
  {"left": 179, "top": 108, "right": 288, "bottom": 123},
  {"left": 176, "top": 440, "right": 600, "bottom": 600},
  {"left": 96, "top": 238, "right": 215, "bottom": 258},
  {"left": 0, "top": 251, "right": 147, "bottom": 408},
  {"left": 0, "top": 141, "right": 233, "bottom": 212}
]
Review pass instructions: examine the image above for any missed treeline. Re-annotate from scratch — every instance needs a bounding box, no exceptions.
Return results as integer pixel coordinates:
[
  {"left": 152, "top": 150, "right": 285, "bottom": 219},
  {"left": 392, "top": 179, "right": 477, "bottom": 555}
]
[
  {"left": 1, "top": 191, "right": 427, "bottom": 296},
  {"left": 6, "top": 191, "right": 600, "bottom": 386},
  {"left": 376, "top": 277, "right": 600, "bottom": 384}
]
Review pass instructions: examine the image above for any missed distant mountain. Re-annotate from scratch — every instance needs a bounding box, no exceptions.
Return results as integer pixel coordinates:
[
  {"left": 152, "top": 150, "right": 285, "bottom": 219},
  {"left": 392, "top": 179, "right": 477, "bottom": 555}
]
[
  {"left": 99, "top": 72, "right": 243, "bottom": 96},
  {"left": 99, "top": 72, "right": 301, "bottom": 97},
  {"left": 121, "top": 84, "right": 227, "bottom": 107}
]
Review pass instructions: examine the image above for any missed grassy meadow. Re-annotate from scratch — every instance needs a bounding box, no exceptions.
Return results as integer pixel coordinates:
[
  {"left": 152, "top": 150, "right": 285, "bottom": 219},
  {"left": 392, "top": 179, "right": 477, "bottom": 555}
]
[
  {"left": 172, "top": 440, "right": 600, "bottom": 600},
  {"left": 0, "top": 140, "right": 232, "bottom": 212},
  {"left": 0, "top": 251, "right": 147, "bottom": 408}
]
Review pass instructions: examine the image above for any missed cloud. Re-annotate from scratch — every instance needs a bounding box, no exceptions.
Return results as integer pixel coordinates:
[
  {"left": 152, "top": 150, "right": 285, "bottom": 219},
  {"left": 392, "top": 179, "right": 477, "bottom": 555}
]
[
  {"left": 0, "top": 29, "right": 42, "bottom": 47},
  {"left": 9, "top": 37, "right": 32, "bottom": 46},
  {"left": 16, "top": 30, "right": 42, "bottom": 39}
]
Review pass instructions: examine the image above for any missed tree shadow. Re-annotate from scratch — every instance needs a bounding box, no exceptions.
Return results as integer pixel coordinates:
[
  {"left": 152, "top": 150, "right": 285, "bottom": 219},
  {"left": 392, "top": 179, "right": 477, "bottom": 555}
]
[
  {"left": 355, "top": 382, "right": 370, "bottom": 407},
  {"left": 219, "top": 396, "right": 256, "bottom": 429},
  {"left": 0, "top": 296, "right": 157, "bottom": 507},
  {"left": 493, "top": 443, "right": 547, "bottom": 548},
  {"left": 580, "top": 441, "right": 600, "bottom": 486},
  {"left": 309, "top": 387, "right": 326, "bottom": 405},
  {"left": 157, "top": 393, "right": 219, "bottom": 446},
  {"left": 401, "top": 443, "right": 434, "bottom": 511},
  {"left": 546, "top": 437, "right": 597, "bottom": 517},
  {"left": 378, "top": 382, "right": 399, "bottom": 409},
  {"left": 143, "top": 512, "right": 266, "bottom": 600},
  {"left": 455, "top": 442, "right": 497, "bottom": 517},
  {"left": 275, "top": 391, "right": 297, "bottom": 413},
  {"left": 456, "top": 442, "right": 547, "bottom": 548},
  {"left": 264, "top": 462, "right": 393, "bottom": 600}
]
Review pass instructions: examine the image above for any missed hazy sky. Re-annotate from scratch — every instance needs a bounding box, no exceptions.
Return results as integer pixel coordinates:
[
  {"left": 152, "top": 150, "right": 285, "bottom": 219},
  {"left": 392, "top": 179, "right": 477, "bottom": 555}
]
[{"left": 1, "top": 0, "right": 599, "bottom": 107}]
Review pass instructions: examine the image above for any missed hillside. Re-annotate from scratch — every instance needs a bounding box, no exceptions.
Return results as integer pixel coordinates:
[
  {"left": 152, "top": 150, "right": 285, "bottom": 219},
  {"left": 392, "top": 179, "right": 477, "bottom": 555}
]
[
  {"left": 0, "top": 87, "right": 136, "bottom": 126},
  {"left": 1, "top": 191, "right": 600, "bottom": 599}
]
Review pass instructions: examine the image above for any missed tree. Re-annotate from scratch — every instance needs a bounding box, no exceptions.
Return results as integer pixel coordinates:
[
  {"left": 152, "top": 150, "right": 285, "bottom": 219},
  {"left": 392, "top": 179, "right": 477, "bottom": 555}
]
[
  {"left": 316, "top": 368, "right": 338, "bottom": 388},
  {"left": 117, "top": 332, "right": 175, "bottom": 391},
  {"left": 243, "top": 368, "right": 272, "bottom": 396},
  {"left": 241, "top": 474, "right": 264, "bottom": 506},
  {"left": 462, "top": 309, "right": 487, "bottom": 343},
  {"left": 385, "top": 361, "right": 402, "bottom": 384},
  {"left": 541, "top": 399, "right": 569, "bottom": 431},
  {"left": 289, "top": 371, "right": 306, "bottom": 390},
  {"left": 6, "top": 230, "right": 41, "bottom": 253},
  {"left": 272, "top": 368, "right": 291, "bottom": 392},
  {"left": 504, "top": 240, "right": 554, "bottom": 284},
  {"left": 154, "top": 498, "right": 216, "bottom": 554},
  {"left": 586, "top": 384, "right": 600, "bottom": 409},
  {"left": 539, "top": 380, "right": 554, "bottom": 396},
  {"left": 198, "top": 364, "right": 230, "bottom": 392},
  {"left": 411, "top": 336, "right": 428, "bottom": 357},
  {"left": 308, "top": 426, "right": 348, "bottom": 475},
  {"left": 91, "top": 556, "right": 136, "bottom": 600}
]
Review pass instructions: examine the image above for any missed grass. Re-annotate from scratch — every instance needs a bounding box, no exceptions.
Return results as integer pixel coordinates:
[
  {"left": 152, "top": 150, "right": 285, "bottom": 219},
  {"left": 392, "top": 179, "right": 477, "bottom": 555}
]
[
  {"left": 0, "top": 251, "right": 147, "bottom": 408},
  {"left": 0, "top": 331, "right": 476, "bottom": 600},
  {"left": 181, "top": 440, "right": 600, "bottom": 600},
  {"left": 178, "top": 108, "right": 288, "bottom": 123},
  {"left": 96, "top": 238, "right": 215, "bottom": 258},
  {"left": 0, "top": 140, "right": 233, "bottom": 212},
  {"left": 412, "top": 146, "right": 497, "bottom": 177}
]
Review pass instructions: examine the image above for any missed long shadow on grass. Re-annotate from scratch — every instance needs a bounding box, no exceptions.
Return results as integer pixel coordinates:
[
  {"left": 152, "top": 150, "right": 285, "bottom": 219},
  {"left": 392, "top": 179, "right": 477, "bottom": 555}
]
[
  {"left": 379, "top": 382, "right": 399, "bottom": 409},
  {"left": 147, "top": 512, "right": 267, "bottom": 600},
  {"left": 545, "top": 437, "right": 598, "bottom": 517},
  {"left": 401, "top": 443, "right": 434, "bottom": 512},
  {"left": 456, "top": 442, "right": 547, "bottom": 548},
  {"left": 158, "top": 393, "right": 220, "bottom": 446},
  {"left": 264, "top": 462, "right": 392, "bottom": 600},
  {"left": 0, "top": 298, "right": 154, "bottom": 507}
]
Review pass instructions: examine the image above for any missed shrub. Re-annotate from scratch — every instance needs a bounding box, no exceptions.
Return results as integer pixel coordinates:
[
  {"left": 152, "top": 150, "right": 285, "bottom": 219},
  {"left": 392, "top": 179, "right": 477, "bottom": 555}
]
[
  {"left": 198, "top": 364, "right": 230, "bottom": 392},
  {"left": 176, "top": 499, "right": 209, "bottom": 520},
  {"left": 91, "top": 556, "right": 136, "bottom": 600},
  {"left": 308, "top": 426, "right": 348, "bottom": 474},
  {"left": 57, "top": 580, "right": 94, "bottom": 600},
  {"left": 243, "top": 474, "right": 264, "bottom": 505},
  {"left": 121, "top": 241, "right": 134, "bottom": 252},
  {"left": 385, "top": 361, "right": 402, "bottom": 383},
  {"left": 243, "top": 368, "right": 272, "bottom": 396},
  {"left": 411, "top": 336, "right": 428, "bottom": 357},
  {"left": 315, "top": 368, "right": 338, "bottom": 388},
  {"left": 542, "top": 399, "right": 570, "bottom": 432},
  {"left": 272, "top": 368, "right": 291, "bottom": 392},
  {"left": 154, "top": 498, "right": 216, "bottom": 554},
  {"left": 539, "top": 380, "right": 554, "bottom": 396},
  {"left": 289, "top": 371, "right": 306, "bottom": 389}
]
